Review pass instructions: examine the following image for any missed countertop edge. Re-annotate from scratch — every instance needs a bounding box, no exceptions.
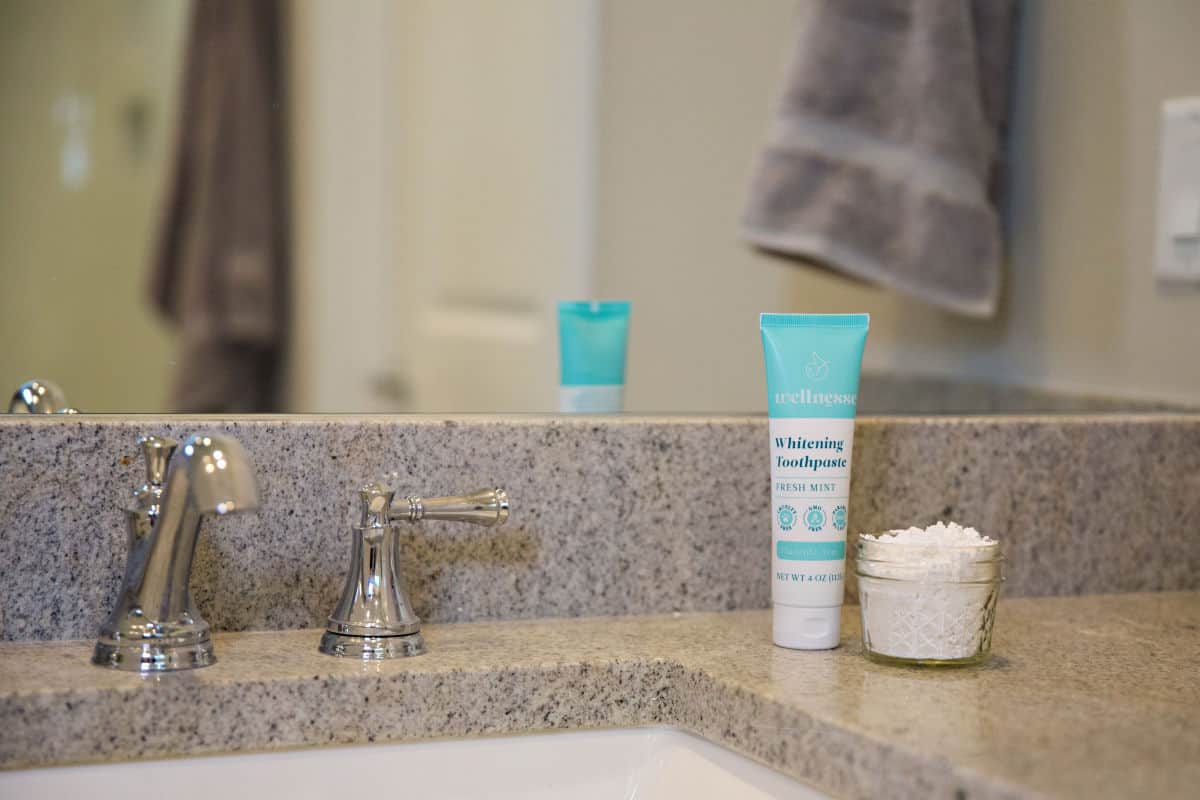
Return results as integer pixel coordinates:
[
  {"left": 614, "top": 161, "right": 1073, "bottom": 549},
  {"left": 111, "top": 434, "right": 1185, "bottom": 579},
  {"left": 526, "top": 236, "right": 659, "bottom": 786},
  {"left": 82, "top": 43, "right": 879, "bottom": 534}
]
[
  {"left": 0, "top": 614, "right": 1046, "bottom": 800},
  {"left": 0, "top": 644, "right": 1029, "bottom": 800},
  {"left": 5, "top": 595, "right": 1199, "bottom": 799}
]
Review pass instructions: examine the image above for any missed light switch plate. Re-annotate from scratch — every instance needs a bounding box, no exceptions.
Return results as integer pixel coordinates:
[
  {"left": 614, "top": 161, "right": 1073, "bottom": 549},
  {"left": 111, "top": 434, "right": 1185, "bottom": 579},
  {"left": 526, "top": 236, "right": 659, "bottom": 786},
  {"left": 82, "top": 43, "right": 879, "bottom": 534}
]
[{"left": 1154, "top": 97, "right": 1200, "bottom": 282}]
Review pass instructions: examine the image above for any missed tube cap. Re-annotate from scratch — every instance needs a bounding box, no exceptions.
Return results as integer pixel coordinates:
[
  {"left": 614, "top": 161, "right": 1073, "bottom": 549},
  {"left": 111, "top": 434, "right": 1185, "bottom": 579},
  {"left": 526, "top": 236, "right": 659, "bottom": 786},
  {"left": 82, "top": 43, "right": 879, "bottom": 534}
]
[{"left": 773, "top": 605, "right": 841, "bottom": 650}]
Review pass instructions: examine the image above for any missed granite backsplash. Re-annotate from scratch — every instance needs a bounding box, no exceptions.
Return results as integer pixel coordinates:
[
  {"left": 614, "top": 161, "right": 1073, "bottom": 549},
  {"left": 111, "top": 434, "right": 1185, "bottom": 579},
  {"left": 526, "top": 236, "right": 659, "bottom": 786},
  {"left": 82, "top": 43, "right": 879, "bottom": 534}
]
[{"left": 2, "top": 414, "right": 1197, "bottom": 641}]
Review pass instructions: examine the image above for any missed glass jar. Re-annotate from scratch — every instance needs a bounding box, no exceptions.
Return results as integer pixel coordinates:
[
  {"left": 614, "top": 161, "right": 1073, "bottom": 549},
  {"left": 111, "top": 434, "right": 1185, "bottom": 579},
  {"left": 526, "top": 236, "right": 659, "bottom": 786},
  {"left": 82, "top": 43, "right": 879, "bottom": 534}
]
[{"left": 855, "top": 538, "right": 1004, "bottom": 666}]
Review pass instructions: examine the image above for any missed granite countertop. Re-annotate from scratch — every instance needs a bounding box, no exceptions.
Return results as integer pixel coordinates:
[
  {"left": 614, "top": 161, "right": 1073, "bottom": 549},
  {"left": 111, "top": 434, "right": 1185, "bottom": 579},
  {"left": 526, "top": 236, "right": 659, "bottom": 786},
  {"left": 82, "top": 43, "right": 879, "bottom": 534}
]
[{"left": 1, "top": 592, "right": 1197, "bottom": 799}]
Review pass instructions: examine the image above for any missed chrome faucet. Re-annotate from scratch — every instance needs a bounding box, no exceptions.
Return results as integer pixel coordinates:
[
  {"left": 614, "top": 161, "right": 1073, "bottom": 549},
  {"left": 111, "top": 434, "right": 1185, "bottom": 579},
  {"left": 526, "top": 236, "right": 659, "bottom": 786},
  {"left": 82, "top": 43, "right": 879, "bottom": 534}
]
[
  {"left": 320, "top": 484, "right": 509, "bottom": 659},
  {"left": 8, "top": 379, "right": 77, "bottom": 413},
  {"left": 93, "top": 433, "right": 259, "bottom": 672}
]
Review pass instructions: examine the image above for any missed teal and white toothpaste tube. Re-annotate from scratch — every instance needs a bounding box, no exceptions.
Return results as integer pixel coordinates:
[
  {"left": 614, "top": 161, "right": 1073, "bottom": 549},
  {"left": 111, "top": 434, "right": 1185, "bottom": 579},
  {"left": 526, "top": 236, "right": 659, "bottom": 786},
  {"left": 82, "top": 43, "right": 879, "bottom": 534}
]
[
  {"left": 557, "top": 301, "right": 631, "bottom": 413},
  {"left": 760, "top": 313, "right": 869, "bottom": 649}
]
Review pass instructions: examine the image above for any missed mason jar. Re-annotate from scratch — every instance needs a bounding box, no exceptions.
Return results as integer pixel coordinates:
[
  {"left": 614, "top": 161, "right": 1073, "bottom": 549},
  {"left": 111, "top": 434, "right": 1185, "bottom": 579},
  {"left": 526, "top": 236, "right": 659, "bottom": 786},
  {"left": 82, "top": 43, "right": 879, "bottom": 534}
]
[{"left": 855, "top": 538, "right": 1004, "bottom": 666}]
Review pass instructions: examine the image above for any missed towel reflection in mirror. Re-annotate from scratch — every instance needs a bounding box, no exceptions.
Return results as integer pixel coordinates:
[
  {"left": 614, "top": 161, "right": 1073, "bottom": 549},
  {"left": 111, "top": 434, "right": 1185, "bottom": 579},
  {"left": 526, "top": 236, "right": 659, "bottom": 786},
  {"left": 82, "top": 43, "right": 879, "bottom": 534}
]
[{"left": 150, "top": 0, "right": 289, "bottom": 412}]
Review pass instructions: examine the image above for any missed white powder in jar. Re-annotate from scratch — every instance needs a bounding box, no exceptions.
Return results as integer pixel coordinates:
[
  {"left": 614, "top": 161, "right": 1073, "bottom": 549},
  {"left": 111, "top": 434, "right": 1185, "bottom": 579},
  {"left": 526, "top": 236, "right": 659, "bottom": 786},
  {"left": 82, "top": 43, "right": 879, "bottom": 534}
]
[
  {"left": 866, "top": 521, "right": 994, "bottom": 548},
  {"left": 857, "top": 522, "right": 1001, "bottom": 661}
]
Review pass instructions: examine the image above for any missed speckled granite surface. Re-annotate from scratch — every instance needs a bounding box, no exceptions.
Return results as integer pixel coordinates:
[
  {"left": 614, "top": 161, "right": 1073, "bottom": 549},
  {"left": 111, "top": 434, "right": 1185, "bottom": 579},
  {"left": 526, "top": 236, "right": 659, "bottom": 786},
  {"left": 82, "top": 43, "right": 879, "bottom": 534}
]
[
  {"left": 1, "top": 415, "right": 1198, "bottom": 641},
  {"left": 1, "top": 593, "right": 1197, "bottom": 799}
]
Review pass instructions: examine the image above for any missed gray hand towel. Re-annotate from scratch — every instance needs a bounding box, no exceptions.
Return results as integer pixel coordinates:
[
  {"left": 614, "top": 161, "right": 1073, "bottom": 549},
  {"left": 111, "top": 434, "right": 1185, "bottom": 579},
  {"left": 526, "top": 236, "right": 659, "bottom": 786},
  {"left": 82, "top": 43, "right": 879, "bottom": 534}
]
[
  {"left": 742, "top": 0, "right": 1017, "bottom": 317},
  {"left": 151, "top": 0, "right": 288, "bottom": 411}
]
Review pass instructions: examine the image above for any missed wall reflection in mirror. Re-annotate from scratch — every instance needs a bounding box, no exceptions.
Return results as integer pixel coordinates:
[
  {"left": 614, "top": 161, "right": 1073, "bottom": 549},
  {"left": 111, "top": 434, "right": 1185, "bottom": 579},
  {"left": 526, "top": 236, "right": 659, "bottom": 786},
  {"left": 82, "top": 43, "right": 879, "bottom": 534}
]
[{"left": 2, "top": 0, "right": 1196, "bottom": 415}]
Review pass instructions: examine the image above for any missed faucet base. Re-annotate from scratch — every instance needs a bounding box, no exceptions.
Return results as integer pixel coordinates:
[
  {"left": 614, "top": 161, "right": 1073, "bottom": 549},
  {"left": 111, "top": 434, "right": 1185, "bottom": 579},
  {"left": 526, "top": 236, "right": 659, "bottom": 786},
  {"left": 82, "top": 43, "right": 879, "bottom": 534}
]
[
  {"left": 92, "top": 639, "right": 216, "bottom": 672},
  {"left": 318, "top": 631, "right": 426, "bottom": 659}
]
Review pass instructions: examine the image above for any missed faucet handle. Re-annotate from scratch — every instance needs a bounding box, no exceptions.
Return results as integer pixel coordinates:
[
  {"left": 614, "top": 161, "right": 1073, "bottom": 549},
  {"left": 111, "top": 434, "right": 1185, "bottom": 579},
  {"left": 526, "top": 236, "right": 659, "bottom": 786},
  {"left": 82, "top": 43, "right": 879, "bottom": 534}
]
[
  {"left": 319, "top": 486, "right": 509, "bottom": 661},
  {"left": 137, "top": 435, "right": 178, "bottom": 486},
  {"left": 357, "top": 483, "right": 396, "bottom": 527},
  {"left": 391, "top": 488, "right": 510, "bottom": 527}
]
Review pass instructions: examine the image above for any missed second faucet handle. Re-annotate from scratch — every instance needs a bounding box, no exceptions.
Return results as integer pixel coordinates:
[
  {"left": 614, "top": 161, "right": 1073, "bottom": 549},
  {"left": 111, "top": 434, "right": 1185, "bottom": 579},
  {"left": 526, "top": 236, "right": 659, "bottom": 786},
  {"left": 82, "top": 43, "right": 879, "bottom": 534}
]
[{"left": 391, "top": 488, "right": 509, "bottom": 527}]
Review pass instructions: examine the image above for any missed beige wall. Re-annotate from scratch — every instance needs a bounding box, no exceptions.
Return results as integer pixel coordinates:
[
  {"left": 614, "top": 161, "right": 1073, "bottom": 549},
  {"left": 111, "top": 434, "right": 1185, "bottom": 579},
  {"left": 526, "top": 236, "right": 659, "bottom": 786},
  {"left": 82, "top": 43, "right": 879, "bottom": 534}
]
[
  {"left": 0, "top": 0, "right": 186, "bottom": 412},
  {"left": 597, "top": 0, "right": 1200, "bottom": 412}
]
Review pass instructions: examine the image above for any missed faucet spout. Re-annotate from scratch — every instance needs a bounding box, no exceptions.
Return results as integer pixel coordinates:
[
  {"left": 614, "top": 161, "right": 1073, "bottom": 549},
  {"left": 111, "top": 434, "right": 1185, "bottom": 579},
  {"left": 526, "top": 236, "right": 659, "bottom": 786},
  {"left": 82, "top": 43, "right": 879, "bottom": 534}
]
[
  {"left": 175, "top": 435, "right": 260, "bottom": 516},
  {"left": 8, "top": 378, "right": 74, "bottom": 413},
  {"left": 92, "top": 433, "right": 259, "bottom": 672}
]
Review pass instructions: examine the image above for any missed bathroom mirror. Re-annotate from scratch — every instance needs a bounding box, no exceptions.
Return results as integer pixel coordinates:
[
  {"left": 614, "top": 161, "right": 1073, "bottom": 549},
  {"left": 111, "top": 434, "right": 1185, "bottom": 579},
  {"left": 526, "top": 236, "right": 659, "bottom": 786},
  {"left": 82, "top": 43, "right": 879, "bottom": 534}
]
[{"left": 1, "top": 0, "right": 1196, "bottom": 415}]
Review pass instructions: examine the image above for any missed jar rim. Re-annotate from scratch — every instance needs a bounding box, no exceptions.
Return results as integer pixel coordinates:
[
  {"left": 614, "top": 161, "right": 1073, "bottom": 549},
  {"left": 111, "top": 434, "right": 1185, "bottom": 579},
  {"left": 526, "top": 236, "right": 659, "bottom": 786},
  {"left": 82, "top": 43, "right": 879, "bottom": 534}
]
[
  {"left": 854, "top": 570, "right": 1005, "bottom": 586},
  {"left": 857, "top": 538, "right": 1000, "bottom": 549},
  {"left": 856, "top": 540, "right": 1003, "bottom": 564},
  {"left": 855, "top": 553, "right": 1006, "bottom": 563}
]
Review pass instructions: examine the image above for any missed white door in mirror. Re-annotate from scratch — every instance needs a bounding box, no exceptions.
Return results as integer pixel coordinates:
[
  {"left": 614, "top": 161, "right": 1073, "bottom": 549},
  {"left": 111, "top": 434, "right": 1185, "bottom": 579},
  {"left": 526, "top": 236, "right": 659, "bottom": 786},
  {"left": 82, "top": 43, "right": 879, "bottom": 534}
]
[
  {"left": 0, "top": 727, "right": 830, "bottom": 800},
  {"left": 1155, "top": 97, "right": 1200, "bottom": 282}
]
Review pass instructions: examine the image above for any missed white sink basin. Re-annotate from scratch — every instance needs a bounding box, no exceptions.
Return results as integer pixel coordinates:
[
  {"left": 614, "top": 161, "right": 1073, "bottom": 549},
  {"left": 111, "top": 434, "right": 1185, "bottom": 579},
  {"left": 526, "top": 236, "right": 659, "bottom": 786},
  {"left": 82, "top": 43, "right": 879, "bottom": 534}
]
[{"left": 2, "top": 727, "right": 830, "bottom": 799}]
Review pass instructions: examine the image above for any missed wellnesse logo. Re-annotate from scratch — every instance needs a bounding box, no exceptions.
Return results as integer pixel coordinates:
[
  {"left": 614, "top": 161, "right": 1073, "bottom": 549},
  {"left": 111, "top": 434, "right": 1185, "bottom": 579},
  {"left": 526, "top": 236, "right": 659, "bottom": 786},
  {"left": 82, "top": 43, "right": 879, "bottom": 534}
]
[
  {"left": 774, "top": 353, "right": 855, "bottom": 408},
  {"left": 773, "top": 388, "right": 857, "bottom": 408}
]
